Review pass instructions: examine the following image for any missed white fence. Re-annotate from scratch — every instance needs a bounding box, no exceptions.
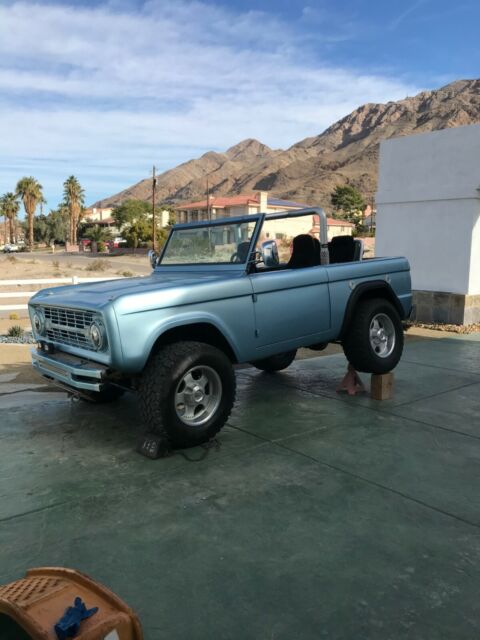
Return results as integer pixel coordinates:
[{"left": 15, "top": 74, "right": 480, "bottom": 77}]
[{"left": 0, "top": 276, "right": 124, "bottom": 311}]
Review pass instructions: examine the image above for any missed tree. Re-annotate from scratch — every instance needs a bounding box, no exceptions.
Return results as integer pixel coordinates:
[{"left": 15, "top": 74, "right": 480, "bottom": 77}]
[
  {"left": 123, "top": 218, "right": 169, "bottom": 249},
  {"left": 112, "top": 199, "right": 151, "bottom": 228},
  {"left": 85, "top": 224, "right": 111, "bottom": 243},
  {"left": 63, "top": 176, "right": 85, "bottom": 244},
  {"left": 16, "top": 177, "right": 44, "bottom": 250},
  {"left": 0, "top": 192, "right": 20, "bottom": 243},
  {"left": 330, "top": 185, "right": 365, "bottom": 225},
  {"left": 32, "top": 208, "right": 69, "bottom": 245}
]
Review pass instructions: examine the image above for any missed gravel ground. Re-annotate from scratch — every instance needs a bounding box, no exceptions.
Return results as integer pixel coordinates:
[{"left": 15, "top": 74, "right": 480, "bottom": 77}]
[
  {"left": 406, "top": 321, "right": 480, "bottom": 334},
  {"left": 0, "top": 331, "right": 36, "bottom": 344}
]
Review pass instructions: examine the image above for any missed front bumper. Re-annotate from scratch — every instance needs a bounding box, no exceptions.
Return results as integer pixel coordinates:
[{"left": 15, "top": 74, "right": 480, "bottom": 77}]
[{"left": 31, "top": 347, "right": 109, "bottom": 393}]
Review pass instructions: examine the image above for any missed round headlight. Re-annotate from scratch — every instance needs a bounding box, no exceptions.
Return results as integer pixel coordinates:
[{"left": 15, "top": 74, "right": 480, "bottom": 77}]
[
  {"left": 89, "top": 322, "right": 104, "bottom": 350},
  {"left": 33, "top": 310, "right": 45, "bottom": 336}
]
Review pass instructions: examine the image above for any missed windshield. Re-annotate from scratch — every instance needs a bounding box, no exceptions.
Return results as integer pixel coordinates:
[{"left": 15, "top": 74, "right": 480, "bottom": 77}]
[{"left": 160, "top": 220, "right": 258, "bottom": 265}]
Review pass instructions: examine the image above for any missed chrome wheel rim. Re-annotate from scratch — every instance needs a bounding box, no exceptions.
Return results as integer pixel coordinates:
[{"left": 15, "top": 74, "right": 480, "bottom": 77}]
[
  {"left": 174, "top": 365, "right": 222, "bottom": 426},
  {"left": 369, "top": 313, "right": 395, "bottom": 358}
]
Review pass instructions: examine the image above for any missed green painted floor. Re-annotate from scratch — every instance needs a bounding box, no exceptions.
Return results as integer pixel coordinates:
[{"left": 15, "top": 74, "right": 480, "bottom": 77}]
[{"left": 1, "top": 336, "right": 480, "bottom": 639}]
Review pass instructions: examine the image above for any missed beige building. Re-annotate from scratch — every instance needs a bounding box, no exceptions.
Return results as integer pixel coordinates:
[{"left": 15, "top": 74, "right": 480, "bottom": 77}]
[
  {"left": 83, "top": 206, "right": 114, "bottom": 223},
  {"left": 176, "top": 191, "right": 354, "bottom": 241}
]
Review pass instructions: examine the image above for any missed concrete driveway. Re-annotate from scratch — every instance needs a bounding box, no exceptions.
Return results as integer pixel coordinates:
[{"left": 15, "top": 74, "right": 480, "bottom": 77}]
[{"left": 1, "top": 334, "right": 479, "bottom": 639}]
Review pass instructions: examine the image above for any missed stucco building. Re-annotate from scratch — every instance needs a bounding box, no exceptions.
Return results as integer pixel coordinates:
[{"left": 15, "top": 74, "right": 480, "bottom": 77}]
[
  {"left": 176, "top": 191, "right": 354, "bottom": 241},
  {"left": 376, "top": 125, "right": 480, "bottom": 324}
]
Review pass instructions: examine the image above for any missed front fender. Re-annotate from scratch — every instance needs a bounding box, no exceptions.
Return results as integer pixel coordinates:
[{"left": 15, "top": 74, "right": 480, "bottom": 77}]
[{"left": 115, "top": 308, "right": 244, "bottom": 373}]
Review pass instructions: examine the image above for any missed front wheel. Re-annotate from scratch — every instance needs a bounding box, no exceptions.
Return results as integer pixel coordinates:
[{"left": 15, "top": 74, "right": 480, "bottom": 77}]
[
  {"left": 342, "top": 298, "right": 404, "bottom": 374},
  {"left": 250, "top": 349, "right": 297, "bottom": 373},
  {"left": 138, "top": 341, "right": 236, "bottom": 448}
]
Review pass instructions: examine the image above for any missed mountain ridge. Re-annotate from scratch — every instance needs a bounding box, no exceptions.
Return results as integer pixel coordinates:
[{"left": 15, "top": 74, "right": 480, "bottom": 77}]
[{"left": 92, "top": 79, "right": 480, "bottom": 209}]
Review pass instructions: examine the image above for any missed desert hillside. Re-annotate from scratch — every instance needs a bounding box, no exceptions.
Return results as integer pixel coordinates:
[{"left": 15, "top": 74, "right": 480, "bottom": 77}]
[{"left": 93, "top": 79, "right": 480, "bottom": 209}]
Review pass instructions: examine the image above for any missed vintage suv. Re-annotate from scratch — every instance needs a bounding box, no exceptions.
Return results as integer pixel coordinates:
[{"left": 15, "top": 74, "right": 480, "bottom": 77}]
[{"left": 29, "top": 207, "right": 412, "bottom": 448}]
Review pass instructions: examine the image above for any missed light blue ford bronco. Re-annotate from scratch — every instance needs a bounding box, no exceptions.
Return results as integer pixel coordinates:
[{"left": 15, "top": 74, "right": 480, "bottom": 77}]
[{"left": 29, "top": 208, "right": 412, "bottom": 448}]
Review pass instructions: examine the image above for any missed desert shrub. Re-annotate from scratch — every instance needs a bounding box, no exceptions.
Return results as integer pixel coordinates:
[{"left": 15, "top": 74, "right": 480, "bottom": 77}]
[
  {"left": 7, "top": 325, "right": 24, "bottom": 337},
  {"left": 120, "top": 270, "right": 134, "bottom": 277},
  {"left": 6, "top": 255, "right": 17, "bottom": 263},
  {"left": 8, "top": 312, "right": 19, "bottom": 320},
  {"left": 52, "top": 260, "right": 60, "bottom": 269},
  {"left": 97, "top": 241, "right": 108, "bottom": 253},
  {"left": 86, "top": 259, "right": 106, "bottom": 272}
]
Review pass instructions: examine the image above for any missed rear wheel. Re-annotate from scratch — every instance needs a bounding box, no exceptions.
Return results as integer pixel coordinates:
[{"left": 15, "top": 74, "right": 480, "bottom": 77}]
[
  {"left": 250, "top": 349, "right": 297, "bottom": 373},
  {"left": 138, "top": 341, "right": 236, "bottom": 448},
  {"left": 342, "top": 298, "right": 404, "bottom": 374}
]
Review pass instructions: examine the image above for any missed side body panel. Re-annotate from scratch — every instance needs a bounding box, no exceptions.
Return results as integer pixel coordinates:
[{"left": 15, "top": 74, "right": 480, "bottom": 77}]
[{"left": 249, "top": 266, "right": 331, "bottom": 353}]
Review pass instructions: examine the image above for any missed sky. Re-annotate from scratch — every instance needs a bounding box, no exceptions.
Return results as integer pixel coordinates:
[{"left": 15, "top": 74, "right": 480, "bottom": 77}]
[{"left": 0, "top": 0, "right": 479, "bottom": 211}]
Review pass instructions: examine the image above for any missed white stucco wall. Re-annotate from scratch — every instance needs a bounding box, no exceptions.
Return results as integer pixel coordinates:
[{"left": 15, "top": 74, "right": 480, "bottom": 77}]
[{"left": 376, "top": 125, "right": 480, "bottom": 295}]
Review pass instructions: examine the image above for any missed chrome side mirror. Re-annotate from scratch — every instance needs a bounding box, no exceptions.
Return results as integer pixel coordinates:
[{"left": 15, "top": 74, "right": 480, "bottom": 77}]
[
  {"left": 260, "top": 240, "right": 279, "bottom": 267},
  {"left": 148, "top": 249, "right": 158, "bottom": 268}
]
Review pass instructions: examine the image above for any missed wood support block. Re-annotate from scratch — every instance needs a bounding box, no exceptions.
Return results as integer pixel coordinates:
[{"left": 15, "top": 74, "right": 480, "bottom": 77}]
[{"left": 370, "top": 372, "right": 394, "bottom": 400}]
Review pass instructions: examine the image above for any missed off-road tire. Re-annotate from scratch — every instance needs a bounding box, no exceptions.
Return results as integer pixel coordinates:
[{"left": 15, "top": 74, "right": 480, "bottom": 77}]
[
  {"left": 80, "top": 385, "right": 125, "bottom": 404},
  {"left": 250, "top": 349, "right": 297, "bottom": 373},
  {"left": 138, "top": 341, "right": 236, "bottom": 448},
  {"left": 342, "top": 298, "right": 404, "bottom": 374}
]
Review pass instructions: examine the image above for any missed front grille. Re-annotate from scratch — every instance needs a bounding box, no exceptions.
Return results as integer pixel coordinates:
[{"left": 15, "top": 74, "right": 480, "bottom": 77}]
[
  {"left": 43, "top": 306, "right": 94, "bottom": 330},
  {"left": 41, "top": 306, "right": 97, "bottom": 350},
  {"left": 46, "top": 327, "right": 91, "bottom": 349}
]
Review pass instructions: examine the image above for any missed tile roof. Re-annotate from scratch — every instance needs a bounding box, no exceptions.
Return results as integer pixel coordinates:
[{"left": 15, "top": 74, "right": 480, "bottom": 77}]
[
  {"left": 177, "top": 194, "right": 309, "bottom": 211},
  {"left": 312, "top": 215, "right": 355, "bottom": 228}
]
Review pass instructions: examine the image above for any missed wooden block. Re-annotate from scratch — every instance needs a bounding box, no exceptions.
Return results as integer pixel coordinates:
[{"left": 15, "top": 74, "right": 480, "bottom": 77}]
[{"left": 370, "top": 372, "right": 394, "bottom": 400}]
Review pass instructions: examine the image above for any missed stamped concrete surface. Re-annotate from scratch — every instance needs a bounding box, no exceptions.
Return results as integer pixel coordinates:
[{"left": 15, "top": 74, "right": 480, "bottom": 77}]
[{"left": 0, "top": 335, "right": 479, "bottom": 640}]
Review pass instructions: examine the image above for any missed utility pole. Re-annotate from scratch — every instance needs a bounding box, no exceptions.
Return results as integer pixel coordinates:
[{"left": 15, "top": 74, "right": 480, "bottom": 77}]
[
  {"left": 152, "top": 165, "right": 157, "bottom": 251},
  {"left": 206, "top": 178, "right": 211, "bottom": 222}
]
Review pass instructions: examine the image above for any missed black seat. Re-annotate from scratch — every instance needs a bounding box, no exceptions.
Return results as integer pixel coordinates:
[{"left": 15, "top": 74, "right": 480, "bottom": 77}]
[
  {"left": 287, "top": 234, "right": 320, "bottom": 269},
  {"left": 329, "top": 235, "right": 356, "bottom": 263},
  {"left": 231, "top": 241, "right": 251, "bottom": 263}
]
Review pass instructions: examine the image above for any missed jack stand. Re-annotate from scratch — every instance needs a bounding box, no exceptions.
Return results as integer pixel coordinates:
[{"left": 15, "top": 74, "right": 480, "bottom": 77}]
[{"left": 337, "top": 364, "right": 366, "bottom": 396}]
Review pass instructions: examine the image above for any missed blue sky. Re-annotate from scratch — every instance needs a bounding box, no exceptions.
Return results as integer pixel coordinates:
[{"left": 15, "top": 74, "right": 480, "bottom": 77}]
[{"left": 0, "top": 0, "right": 478, "bottom": 211}]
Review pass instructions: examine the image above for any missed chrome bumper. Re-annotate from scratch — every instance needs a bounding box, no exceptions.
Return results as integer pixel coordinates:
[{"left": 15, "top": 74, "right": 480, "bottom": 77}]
[{"left": 31, "top": 347, "right": 109, "bottom": 393}]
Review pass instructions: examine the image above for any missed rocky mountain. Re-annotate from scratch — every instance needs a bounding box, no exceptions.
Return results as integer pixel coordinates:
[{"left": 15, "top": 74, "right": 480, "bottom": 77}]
[{"left": 93, "top": 79, "right": 480, "bottom": 209}]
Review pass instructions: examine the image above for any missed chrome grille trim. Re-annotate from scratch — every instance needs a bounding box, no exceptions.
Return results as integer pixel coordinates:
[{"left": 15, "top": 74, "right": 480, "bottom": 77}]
[
  {"left": 43, "top": 306, "right": 94, "bottom": 330},
  {"left": 37, "top": 306, "right": 102, "bottom": 351},
  {"left": 46, "top": 327, "right": 90, "bottom": 349}
]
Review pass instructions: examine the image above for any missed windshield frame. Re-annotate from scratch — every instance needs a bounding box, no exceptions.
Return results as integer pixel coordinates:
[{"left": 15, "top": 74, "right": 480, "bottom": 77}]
[{"left": 156, "top": 214, "right": 263, "bottom": 270}]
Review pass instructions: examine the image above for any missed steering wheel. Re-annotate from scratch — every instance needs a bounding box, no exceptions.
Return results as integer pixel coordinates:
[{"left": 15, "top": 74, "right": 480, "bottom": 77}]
[{"left": 230, "top": 252, "right": 242, "bottom": 263}]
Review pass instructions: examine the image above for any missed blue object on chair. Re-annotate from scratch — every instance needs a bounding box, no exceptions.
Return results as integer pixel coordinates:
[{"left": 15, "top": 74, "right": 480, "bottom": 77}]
[{"left": 54, "top": 597, "right": 98, "bottom": 639}]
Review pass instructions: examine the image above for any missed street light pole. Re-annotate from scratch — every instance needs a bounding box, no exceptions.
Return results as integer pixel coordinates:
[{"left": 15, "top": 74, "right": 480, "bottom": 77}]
[{"left": 152, "top": 165, "right": 157, "bottom": 252}]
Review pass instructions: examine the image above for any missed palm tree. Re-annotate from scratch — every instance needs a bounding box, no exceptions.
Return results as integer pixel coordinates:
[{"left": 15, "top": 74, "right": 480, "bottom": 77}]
[
  {"left": 0, "top": 193, "right": 20, "bottom": 243},
  {"left": 63, "top": 176, "right": 85, "bottom": 245},
  {"left": 16, "top": 177, "right": 44, "bottom": 250},
  {"left": 0, "top": 196, "right": 7, "bottom": 245}
]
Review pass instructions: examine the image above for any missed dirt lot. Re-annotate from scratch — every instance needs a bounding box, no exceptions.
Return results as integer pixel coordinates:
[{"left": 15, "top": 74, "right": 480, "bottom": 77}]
[
  {"left": 0, "top": 251, "right": 152, "bottom": 323},
  {"left": 0, "top": 251, "right": 151, "bottom": 280}
]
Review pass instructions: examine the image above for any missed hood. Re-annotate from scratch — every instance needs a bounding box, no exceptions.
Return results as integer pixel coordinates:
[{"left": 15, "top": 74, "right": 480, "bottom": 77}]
[{"left": 30, "top": 269, "right": 247, "bottom": 311}]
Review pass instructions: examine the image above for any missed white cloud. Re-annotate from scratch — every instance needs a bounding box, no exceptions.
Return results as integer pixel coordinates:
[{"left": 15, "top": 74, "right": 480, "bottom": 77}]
[{"left": 0, "top": 1, "right": 420, "bottom": 205}]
